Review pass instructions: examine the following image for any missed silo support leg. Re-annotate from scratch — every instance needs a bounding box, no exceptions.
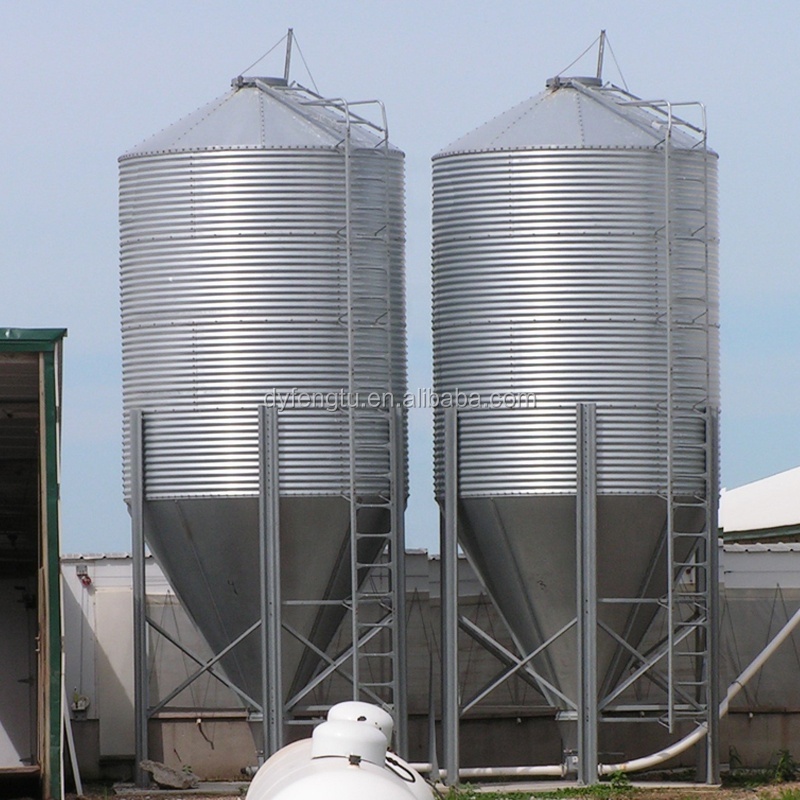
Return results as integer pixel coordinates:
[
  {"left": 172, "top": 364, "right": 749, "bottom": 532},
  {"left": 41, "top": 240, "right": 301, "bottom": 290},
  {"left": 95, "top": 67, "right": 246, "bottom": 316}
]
[
  {"left": 131, "top": 409, "right": 149, "bottom": 788},
  {"left": 442, "top": 407, "right": 460, "bottom": 784},
  {"left": 259, "top": 405, "right": 283, "bottom": 759},
  {"left": 576, "top": 404, "right": 598, "bottom": 784},
  {"left": 391, "top": 404, "right": 409, "bottom": 758},
  {"left": 702, "top": 409, "right": 721, "bottom": 784}
]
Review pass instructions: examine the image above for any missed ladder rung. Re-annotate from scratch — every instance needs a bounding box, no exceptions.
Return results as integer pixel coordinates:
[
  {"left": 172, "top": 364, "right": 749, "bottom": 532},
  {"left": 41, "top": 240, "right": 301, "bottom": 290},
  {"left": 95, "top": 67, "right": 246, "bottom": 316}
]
[
  {"left": 675, "top": 622, "right": 706, "bottom": 636},
  {"left": 284, "top": 599, "right": 343, "bottom": 607}
]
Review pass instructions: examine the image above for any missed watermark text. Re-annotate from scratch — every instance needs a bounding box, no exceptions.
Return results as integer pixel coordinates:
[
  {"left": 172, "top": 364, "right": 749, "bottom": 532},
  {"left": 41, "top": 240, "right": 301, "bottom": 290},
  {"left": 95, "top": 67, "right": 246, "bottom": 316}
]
[{"left": 263, "top": 387, "right": 537, "bottom": 413}]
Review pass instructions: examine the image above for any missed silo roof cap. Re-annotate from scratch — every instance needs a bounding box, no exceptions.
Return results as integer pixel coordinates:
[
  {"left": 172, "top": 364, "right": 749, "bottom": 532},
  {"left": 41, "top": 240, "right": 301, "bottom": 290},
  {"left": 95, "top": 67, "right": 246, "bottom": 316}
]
[
  {"left": 545, "top": 75, "right": 602, "bottom": 88},
  {"left": 121, "top": 78, "right": 401, "bottom": 158},
  {"left": 436, "top": 77, "right": 711, "bottom": 157}
]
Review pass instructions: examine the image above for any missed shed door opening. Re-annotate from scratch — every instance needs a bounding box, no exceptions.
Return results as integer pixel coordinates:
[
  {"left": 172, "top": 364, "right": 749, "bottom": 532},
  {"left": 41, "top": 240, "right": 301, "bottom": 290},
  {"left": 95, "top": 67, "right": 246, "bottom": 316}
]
[{"left": 0, "top": 352, "right": 44, "bottom": 795}]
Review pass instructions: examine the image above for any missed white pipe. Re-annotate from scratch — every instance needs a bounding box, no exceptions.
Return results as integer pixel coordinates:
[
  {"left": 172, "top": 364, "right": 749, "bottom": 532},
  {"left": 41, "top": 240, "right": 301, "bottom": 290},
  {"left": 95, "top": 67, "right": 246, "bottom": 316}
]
[
  {"left": 459, "top": 765, "right": 566, "bottom": 778},
  {"left": 598, "top": 719, "right": 708, "bottom": 776},
  {"left": 599, "top": 604, "right": 800, "bottom": 775},
  {"left": 409, "top": 763, "right": 566, "bottom": 779}
]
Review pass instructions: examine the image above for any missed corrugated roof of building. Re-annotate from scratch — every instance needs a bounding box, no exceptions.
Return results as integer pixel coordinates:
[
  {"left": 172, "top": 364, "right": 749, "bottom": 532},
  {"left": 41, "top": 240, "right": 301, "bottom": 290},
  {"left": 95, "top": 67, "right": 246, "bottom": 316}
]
[
  {"left": 723, "top": 542, "right": 800, "bottom": 553},
  {"left": 719, "top": 465, "right": 800, "bottom": 534}
]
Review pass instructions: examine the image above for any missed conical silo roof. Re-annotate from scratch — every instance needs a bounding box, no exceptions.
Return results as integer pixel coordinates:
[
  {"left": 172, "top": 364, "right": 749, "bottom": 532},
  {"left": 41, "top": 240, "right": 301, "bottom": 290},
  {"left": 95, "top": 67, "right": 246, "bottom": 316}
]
[
  {"left": 123, "top": 76, "right": 400, "bottom": 156},
  {"left": 437, "top": 76, "right": 703, "bottom": 155}
]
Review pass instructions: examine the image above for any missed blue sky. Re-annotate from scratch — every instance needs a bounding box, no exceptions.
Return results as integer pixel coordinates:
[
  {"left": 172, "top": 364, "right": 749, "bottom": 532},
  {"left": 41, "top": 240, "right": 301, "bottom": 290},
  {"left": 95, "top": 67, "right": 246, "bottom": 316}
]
[{"left": 1, "top": 0, "right": 798, "bottom": 554}]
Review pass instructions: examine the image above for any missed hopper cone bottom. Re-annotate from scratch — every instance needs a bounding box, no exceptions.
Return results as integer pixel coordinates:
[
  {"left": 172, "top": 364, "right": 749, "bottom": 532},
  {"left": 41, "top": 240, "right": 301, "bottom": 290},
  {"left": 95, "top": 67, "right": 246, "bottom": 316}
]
[
  {"left": 456, "top": 494, "right": 703, "bottom": 709},
  {"left": 141, "top": 496, "right": 386, "bottom": 706}
]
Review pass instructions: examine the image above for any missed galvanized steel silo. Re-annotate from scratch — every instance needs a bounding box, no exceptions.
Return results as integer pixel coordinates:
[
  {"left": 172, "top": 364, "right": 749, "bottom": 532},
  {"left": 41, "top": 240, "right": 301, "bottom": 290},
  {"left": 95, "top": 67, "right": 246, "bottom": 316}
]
[
  {"left": 120, "top": 76, "right": 406, "bottom": 704},
  {"left": 432, "top": 77, "right": 719, "bottom": 714}
]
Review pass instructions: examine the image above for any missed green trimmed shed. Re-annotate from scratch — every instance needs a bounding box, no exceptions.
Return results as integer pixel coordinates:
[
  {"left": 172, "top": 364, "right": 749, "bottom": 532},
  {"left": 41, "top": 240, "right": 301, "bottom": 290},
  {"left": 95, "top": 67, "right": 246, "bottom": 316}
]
[{"left": 0, "top": 328, "right": 66, "bottom": 799}]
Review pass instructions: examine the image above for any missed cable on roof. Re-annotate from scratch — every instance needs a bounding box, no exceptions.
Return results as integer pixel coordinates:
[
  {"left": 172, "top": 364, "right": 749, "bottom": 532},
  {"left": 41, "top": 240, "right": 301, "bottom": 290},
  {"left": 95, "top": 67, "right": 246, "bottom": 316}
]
[
  {"left": 293, "top": 34, "right": 320, "bottom": 94},
  {"left": 556, "top": 33, "right": 601, "bottom": 77},
  {"left": 605, "top": 35, "right": 629, "bottom": 92},
  {"left": 237, "top": 32, "right": 288, "bottom": 77}
]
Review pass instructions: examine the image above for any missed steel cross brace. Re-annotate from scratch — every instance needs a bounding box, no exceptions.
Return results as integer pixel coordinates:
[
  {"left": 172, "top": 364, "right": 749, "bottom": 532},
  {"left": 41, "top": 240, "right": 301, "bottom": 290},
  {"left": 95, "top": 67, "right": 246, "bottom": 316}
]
[
  {"left": 146, "top": 617, "right": 261, "bottom": 714},
  {"left": 459, "top": 615, "right": 577, "bottom": 712}
]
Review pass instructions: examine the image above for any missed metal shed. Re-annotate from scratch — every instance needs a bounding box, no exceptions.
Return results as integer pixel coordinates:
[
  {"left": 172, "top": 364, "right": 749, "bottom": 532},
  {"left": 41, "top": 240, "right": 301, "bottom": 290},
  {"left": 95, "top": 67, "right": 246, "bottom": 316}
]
[{"left": 0, "top": 328, "right": 66, "bottom": 799}]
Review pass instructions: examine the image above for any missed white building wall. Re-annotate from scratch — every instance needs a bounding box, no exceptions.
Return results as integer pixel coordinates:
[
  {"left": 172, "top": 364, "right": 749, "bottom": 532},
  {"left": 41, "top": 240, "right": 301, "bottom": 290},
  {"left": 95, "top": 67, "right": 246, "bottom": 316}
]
[
  {"left": 61, "top": 545, "right": 800, "bottom": 776},
  {"left": 95, "top": 589, "right": 134, "bottom": 755},
  {"left": 62, "top": 554, "right": 243, "bottom": 770}
]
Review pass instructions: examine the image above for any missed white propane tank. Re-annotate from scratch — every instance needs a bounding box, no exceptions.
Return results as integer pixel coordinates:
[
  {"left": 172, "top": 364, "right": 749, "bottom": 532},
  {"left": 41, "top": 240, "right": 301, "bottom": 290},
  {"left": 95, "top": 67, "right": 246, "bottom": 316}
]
[
  {"left": 246, "top": 703, "right": 432, "bottom": 800},
  {"left": 327, "top": 701, "right": 394, "bottom": 742}
]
